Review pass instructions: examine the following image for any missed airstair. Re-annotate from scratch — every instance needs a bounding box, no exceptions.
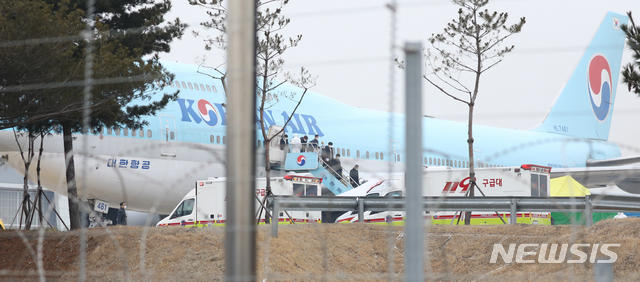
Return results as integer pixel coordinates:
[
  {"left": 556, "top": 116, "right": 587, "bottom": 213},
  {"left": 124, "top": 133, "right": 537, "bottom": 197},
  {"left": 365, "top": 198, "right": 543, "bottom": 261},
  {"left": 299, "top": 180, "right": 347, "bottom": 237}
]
[{"left": 266, "top": 126, "right": 357, "bottom": 195}]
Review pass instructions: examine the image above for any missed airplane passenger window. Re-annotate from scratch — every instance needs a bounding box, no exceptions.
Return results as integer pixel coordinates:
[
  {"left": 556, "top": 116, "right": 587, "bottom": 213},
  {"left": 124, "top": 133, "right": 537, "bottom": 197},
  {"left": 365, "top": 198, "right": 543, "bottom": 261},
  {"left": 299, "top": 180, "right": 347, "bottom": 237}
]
[
  {"left": 139, "top": 129, "right": 144, "bottom": 137},
  {"left": 107, "top": 128, "right": 112, "bottom": 135},
  {"left": 131, "top": 129, "right": 136, "bottom": 137},
  {"left": 181, "top": 82, "right": 187, "bottom": 88},
  {"left": 375, "top": 152, "right": 379, "bottom": 160},
  {"left": 347, "top": 149, "right": 350, "bottom": 156},
  {"left": 257, "top": 140, "right": 261, "bottom": 148},
  {"left": 396, "top": 155, "right": 401, "bottom": 162},
  {"left": 223, "top": 136, "right": 227, "bottom": 144},
  {"left": 99, "top": 128, "right": 104, "bottom": 135},
  {"left": 170, "top": 131, "right": 175, "bottom": 140},
  {"left": 175, "top": 81, "right": 181, "bottom": 88},
  {"left": 366, "top": 151, "right": 369, "bottom": 158},
  {"left": 194, "top": 84, "right": 200, "bottom": 91},
  {"left": 210, "top": 135, "right": 214, "bottom": 143},
  {"left": 123, "top": 128, "right": 128, "bottom": 136},
  {"left": 188, "top": 82, "right": 193, "bottom": 89},
  {"left": 380, "top": 152, "right": 383, "bottom": 160},
  {"left": 206, "top": 85, "right": 211, "bottom": 92},
  {"left": 212, "top": 85, "right": 218, "bottom": 92},
  {"left": 424, "top": 157, "right": 427, "bottom": 164},
  {"left": 90, "top": 128, "right": 96, "bottom": 134},
  {"left": 115, "top": 128, "right": 120, "bottom": 136},
  {"left": 357, "top": 150, "right": 360, "bottom": 158},
  {"left": 200, "top": 84, "right": 205, "bottom": 91},
  {"left": 147, "top": 130, "right": 152, "bottom": 138},
  {"left": 342, "top": 149, "right": 345, "bottom": 156},
  {"left": 216, "top": 136, "right": 220, "bottom": 144},
  {"left": 437, "top": 159, "right": 440, "bottom": 165}
]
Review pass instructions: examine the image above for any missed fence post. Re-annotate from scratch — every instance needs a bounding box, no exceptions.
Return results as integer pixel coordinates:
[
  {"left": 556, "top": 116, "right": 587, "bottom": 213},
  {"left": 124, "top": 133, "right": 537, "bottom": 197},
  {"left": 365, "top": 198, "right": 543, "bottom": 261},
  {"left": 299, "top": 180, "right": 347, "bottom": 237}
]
[
  {"left": 358, "top": 198, "right": 364, "bottom": 223},
  {"left": 595, "top": 260, "right": 613, "bottom": 282},
  {"left": 585, "top": 195, "right": 593, "bottom": 227},
  {"left": 271, "top": 198, "right": 279, "bottom": 238},
  {"left": 510, "top": 198, "right": 517, "bottom": 224}
]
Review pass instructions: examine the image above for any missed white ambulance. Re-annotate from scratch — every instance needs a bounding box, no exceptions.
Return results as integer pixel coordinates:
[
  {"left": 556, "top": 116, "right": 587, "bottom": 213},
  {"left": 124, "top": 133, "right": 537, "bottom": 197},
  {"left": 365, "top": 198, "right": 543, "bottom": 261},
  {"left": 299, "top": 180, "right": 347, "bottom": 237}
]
[
  {"left": 336, "top": 164, "right": 552, "bottom": 225},
  {"left": 157, "top": 175, "right": 323, "bottom": 227}
]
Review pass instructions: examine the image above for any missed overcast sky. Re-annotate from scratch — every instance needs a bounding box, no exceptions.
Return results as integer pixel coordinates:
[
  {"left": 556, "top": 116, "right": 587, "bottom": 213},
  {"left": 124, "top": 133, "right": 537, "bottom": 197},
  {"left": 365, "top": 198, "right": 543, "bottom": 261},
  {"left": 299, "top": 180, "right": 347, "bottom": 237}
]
[{"left": 160, "top": 0, "right": 640, "bottom": 157}]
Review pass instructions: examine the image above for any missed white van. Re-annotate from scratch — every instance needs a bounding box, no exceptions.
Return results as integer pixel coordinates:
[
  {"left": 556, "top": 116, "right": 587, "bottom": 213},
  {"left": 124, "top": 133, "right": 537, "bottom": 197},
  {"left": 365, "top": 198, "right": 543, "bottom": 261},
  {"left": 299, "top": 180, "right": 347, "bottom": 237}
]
[{"left": 157, "top": 175, "right": 323, "bottom": 227}]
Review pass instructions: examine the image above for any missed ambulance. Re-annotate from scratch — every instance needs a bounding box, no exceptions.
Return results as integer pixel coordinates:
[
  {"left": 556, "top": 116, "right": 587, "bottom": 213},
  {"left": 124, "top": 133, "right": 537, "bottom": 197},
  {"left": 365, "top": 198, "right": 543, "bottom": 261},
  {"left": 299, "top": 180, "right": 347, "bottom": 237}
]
[
  {"left": 336, "top": 164, "right": 552, "bottom": 225},
  {"left": 156, "top": 175, "right": 323, "bottom": 227}
]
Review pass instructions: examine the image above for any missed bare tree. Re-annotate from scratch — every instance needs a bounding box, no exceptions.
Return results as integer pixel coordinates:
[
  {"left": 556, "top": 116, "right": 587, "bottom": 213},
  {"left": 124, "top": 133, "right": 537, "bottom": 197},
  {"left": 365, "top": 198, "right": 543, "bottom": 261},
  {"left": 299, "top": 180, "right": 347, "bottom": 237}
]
[{"left": 423, "top": 0, "right": 525, "bottom": 225}]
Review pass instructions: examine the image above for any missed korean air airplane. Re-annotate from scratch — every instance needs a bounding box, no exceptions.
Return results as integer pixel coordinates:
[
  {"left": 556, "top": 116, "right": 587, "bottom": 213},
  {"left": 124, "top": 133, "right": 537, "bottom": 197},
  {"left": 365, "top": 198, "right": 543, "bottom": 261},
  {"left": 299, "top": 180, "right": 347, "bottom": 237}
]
[{"left": 0, "top": 12, "right": 635, "bottom": 214}]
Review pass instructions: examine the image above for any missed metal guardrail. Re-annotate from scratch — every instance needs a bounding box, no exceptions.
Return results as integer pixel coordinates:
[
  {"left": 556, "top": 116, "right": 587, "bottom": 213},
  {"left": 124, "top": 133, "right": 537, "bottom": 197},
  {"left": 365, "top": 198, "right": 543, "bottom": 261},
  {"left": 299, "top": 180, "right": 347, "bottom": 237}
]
[{"left": 266, "top": 195, "right": 640, "bottom": 237}]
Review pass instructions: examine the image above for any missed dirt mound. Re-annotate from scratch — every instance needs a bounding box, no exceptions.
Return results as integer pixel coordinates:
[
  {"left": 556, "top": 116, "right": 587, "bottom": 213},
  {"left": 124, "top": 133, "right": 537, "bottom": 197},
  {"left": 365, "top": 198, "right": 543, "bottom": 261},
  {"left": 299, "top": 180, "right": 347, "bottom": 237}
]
[{"left": 1, "top": 219, "right": 639, "bottom": 281}]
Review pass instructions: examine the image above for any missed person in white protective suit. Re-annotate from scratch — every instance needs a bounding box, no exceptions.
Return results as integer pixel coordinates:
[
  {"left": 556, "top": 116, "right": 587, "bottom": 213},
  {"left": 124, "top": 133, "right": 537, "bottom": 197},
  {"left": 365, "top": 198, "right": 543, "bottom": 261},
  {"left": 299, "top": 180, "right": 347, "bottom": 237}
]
[{"left": 290, "top": 133, "right": 302, "bottom": 153}]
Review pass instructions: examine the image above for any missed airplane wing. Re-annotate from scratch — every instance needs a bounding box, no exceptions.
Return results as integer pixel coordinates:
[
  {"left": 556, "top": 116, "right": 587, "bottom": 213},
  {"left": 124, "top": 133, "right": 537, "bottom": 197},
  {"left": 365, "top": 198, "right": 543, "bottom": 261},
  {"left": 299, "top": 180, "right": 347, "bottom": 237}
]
[
  {"left": 551, "top": 165, "right": 640, "bottom": 194},
  {"left": 586, "top": 155, "right": 640, "bottom": 166}
]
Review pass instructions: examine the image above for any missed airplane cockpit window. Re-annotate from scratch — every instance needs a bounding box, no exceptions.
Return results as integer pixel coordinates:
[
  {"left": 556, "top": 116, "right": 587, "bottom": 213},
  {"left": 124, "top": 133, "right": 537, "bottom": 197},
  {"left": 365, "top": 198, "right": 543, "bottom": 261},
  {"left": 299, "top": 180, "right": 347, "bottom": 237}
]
[
  {"left": 366, "top": 193, "right": 380, "bottom": 198},
  {"left": 170, "top": 198, "right": 195, "bottom": 219}
]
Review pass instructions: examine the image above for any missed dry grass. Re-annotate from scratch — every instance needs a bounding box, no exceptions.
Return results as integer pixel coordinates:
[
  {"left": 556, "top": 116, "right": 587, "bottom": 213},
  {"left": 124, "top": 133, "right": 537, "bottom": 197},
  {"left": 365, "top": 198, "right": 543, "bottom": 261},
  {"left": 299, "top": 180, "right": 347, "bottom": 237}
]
[{"left": 1, "top": 218, "right": 639, "bottom": 281}]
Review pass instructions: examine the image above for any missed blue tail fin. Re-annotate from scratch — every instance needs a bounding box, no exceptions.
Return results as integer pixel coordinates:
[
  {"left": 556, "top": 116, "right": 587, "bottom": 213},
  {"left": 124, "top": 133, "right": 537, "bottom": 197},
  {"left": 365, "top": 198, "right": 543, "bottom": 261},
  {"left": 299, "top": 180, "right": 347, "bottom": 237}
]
[{"left": 532, "top": 12, "right": 628, "bottom": 140}]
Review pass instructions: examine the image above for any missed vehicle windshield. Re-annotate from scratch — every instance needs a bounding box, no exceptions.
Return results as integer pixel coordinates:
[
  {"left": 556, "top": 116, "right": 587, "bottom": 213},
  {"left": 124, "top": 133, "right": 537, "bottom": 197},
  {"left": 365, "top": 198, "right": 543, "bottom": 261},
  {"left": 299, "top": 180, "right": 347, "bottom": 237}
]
[{"left": 170, "top": 198, "right": 195, "bottom": 219}]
